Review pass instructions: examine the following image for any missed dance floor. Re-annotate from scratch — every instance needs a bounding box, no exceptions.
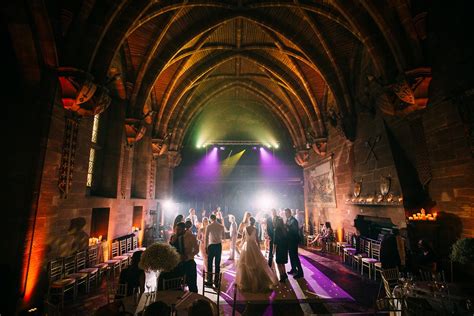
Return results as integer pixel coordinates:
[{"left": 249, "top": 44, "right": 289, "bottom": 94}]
[{"left": 143, "top": 247, "right": 378, "bottom": 315}]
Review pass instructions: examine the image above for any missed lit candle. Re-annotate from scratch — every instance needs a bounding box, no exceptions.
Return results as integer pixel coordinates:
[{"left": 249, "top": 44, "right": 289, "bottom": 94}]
[{"left": 408, "top": 216, "right": 413, "bottom": 220}]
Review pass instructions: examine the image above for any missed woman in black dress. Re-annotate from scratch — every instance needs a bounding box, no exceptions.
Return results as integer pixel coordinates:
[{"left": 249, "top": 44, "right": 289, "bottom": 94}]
[{"left": 274, "top": 216, "right": 289, "bottom": 282}]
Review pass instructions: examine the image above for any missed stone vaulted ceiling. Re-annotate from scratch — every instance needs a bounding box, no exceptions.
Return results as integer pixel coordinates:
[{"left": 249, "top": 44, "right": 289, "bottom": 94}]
[{"left": 51, "top": 0, "right": 426, "bottom": 152}]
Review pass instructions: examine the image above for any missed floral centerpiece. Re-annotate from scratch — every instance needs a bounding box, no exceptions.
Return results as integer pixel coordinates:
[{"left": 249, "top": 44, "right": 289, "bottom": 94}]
[
  {"left": 450, "top": 238, "right": 474, "bottom": 264},
  {"left": 139, "top": 242, "right": 180, "bottom": 272}
]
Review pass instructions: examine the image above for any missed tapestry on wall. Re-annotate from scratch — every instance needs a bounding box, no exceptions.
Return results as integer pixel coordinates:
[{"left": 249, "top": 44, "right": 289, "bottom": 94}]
[{"left": 306, "top": 158, "right": 336, "bottom": 207}]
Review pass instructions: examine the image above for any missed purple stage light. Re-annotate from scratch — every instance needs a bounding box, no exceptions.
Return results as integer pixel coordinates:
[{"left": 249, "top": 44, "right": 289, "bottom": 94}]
[{"left": 252, "top": 146, "right": 257, "bottom": 150}]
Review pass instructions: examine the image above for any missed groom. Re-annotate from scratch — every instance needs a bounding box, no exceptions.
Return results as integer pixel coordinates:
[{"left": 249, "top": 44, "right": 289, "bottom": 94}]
[
  {"left": 205, "top": 214, "right": 225, "bottom": 287},
  {"left": 285, "top": 208, "right": 304, "bottom": 278}
]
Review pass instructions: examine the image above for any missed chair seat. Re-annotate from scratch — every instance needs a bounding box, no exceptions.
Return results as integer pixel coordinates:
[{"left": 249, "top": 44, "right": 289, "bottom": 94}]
[
  {"left": 344, "top": 248, "right": 356, "bottom": 254},
  {"left": 51, "top": 278, "right": 75, "bottom": 287},
  {"left": 95, "top": 262, "right": 109, "bottom": 269},
  {"left": 124, "top": 252, "right": 134, "bottom": 257},
  {"left": 355, "top": 253, "right": 368, "bottom": 258},
  {"left": 361, "top": 258, "right": 378, "bottom": 264},
  {"left": 105, "top": 259, "right": 120, "bottom": 266},
  {"left": 136, "top": 247, "right": 146, "bottom": 251},
  {"left": 79, "top": 267, "right": 99, "bottom": 274},
  {"left": 374, "top": 262, "right": 382, "bottom": 268},
  {"left": 113, "top": 256, "right": 128, "bottom": 261},
  {"left": 337, "top": 242, "right": 350, "bottom": 246},
  {"left": 67, "top": 272, "right": 88, "bottom": 280}
]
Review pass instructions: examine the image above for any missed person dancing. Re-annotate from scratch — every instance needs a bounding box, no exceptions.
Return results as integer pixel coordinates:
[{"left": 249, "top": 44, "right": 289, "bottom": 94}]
[
  {"left": 236, "top": 217, "right": 278, "bottom": 292},
  {"left": 205, "top": 214, "right": 225, "bottom": 287},
  {"left": 274, "top": 216, "right": 289, "bottom": 282},
  {"left": 198, "top": 217, "right": 209, "bottom": 271},
  {"left": 266, "top": 209, "right": 277, "bottom": 267},
  {"left": 237, "top": 211, "right": 251, "bottom": 252},
  {"left": 228, "top": 215, "right": 238, "bottom": 260},
  {"left": 285, "top": 208, "right": 304, "bottom": 278}
]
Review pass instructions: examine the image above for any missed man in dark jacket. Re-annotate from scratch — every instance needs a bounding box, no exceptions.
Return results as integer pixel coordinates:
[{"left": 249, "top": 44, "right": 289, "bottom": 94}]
[
  {"left": 285, "top": 208, "right": 304, "bottom": 278},
  {"left": 266, "top": 209, "right": 277, "bottom": 267}
]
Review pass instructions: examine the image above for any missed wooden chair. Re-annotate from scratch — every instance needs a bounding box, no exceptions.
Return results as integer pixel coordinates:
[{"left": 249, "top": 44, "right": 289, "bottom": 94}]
[
  {"left": 111, "top": 241, "right": 129, "bottom": 270},
  {"left": 43, "top": 299, "right": 61, "bottom": 316},
  {"left": 361, "top": 241, "right": 381, "bottom": 280},
  {"left": 336, "top": 232, "right": 351, "bottom": 256},
  {"left": 47, "top": 259, "right": 76, "bottom": 307},
  {"left": 106, "top": 283, "right": 128, "bottom": 304},
  {"left": 132, "top": 236, "right": 138, "bottom": 250},
  {"left": 381, "top": 267, "right": 400, "bottom": 298},
  {"left": 89, "top": 245, "right": 108, "bottom": 281},
  {"left": 202, "top": 271, "right": 223, "bottom": 314},
  {"left": 63, "top": 254, "right": 88, "bottom": 293},
  {"left": 77, "top": 250, "right": 99, "bottom": 291},
  {"left": 419, "top": 269, "right": 446, "bottom": 282},
  {"left": 161, "top": 275, "right": 186, "bottom": 291},
  {"left": 352, "top": 238, "right": 369, "bottom": 271}
]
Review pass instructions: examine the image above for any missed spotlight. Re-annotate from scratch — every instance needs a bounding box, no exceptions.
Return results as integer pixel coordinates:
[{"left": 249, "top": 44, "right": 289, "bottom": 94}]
[
  {"left": 252, "top": 146, "right": 257, "bottom": 150},
  {"left": 163, "top": 199, "right": 174, "bottom": 210},
  {"left": 275, "top": 143, "right": 279, "bottom": 149},
  {"left": 196, "top": 144, "right": 201, "bottom": 149},
  {"left": 220, "top": 146, "right": 225, "bottom": 151},
  {"left": 256, "top": 192, "right": 276, "bottom": 209}
]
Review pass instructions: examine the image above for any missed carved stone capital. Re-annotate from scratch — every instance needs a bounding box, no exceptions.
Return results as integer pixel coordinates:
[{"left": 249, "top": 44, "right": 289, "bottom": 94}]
[
  {"left": 311, "top": 140, "right": 327, "bottom": 157},
  {"left": 167, "top": 151, "right": 182, "bottom": 169},
  {"left": 58, "top": 67, "right": 111, "bottom": 117},
  {"left": 125, "top": 118, "right": 146, "bottom": 146},
  {"left": 295, "top": 150, "right": 310, "bottom": 168},
  {"left": 376, "top": 68, "right": 432, "bottom": 116}
]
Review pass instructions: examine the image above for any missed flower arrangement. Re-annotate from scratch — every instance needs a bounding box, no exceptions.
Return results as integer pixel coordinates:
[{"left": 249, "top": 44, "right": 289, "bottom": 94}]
[
  {"left": 139, "top": 242, "right": 180, "bottom": 272},
  {"left": 450, "top": 238, "right": 474, "bottom": 265}
]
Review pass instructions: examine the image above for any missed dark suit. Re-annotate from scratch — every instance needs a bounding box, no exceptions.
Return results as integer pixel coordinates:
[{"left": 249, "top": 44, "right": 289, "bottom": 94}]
[
  {"left": 287, "top": 216, "right": 303, "bottom": 275},
  {"left": 266, "top": 216, "right": 275, "bottom": 267}
]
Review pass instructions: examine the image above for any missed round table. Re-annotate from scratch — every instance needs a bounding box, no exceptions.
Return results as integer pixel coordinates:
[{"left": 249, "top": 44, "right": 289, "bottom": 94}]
[{"left": 124, "top": 290, "right": 218, "bottom": 315}]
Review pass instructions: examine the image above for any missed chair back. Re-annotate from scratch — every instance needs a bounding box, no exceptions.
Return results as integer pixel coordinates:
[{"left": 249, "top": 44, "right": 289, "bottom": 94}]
[
  {"left": 119, "top": 239, "right": 127, "bottom": 255},
  {"left": 381, "top": 267, "right": 399, "bottom": 296},
  {"left": 359, "top": 238, "right": 369, "bottom": 254},
  {"left": 162, "top": 276, "right": 186, "bottom": 291},
  {"left": 376, "top": 298, "right": 403, "bottom": 312},
  {"left": 63, "top": 255, "right": 76, "bottom": 275},
  {"left": 48, "top": 259, "right": 64, "bottom": 282},
  {"left": 126, "top": 238, "right": 132, "bottom": 252},
  {"left": 107, "top": 283, "right": 128, "bottom": 303},
  {"left": 132, "top": 236, "right": 138, "bottom": 250},
  {"left": 44, "top": 299, "right": 61, "bottom": 316},
  {"left": 76, "top": 250, "right": 87, "bottom": 270},
  {"left": 371, "top": 242, "right": 381, "bottom": 260},
  {"left": 419, "top": 269, "right": 445, "bottom": 282},
  {"left": 111, "top": 241, "right": 120, "bottom": 257},
  {"left": 88, "top": 245, "right": 98, "bottom": 267}
]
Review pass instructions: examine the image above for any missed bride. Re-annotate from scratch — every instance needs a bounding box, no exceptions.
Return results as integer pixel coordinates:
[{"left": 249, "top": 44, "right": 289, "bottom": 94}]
[{"left": 236, "top": 216, "right": 278, "bottom": 292}]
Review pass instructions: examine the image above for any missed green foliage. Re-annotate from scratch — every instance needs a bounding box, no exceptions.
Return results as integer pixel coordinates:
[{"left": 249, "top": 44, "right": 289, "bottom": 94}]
[{"left": 450, "top": 238, "right": 474, "bottom": 264}]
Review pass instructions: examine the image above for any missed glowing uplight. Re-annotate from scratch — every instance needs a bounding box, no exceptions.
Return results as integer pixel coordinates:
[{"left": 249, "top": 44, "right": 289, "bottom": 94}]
[
  {"left": 163, "top": 199, "right": 175, "bottom": 210},
  {"left": 256, "top": 191, "right": 277, "bottom": 209}
]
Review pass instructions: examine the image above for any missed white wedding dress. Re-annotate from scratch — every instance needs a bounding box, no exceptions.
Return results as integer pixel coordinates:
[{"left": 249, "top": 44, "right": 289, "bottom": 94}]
[{"left": 236, "top": 226, "right": 278, "bottom": 292}]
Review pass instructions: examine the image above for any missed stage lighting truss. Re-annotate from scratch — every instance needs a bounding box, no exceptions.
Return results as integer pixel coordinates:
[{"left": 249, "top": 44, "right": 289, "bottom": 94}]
[{"left": 199, "top": 140, "right": 280, "bottom": 149}]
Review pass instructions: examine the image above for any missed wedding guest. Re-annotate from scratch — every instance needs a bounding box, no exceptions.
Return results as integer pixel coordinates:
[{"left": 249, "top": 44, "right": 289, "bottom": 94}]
[
  {"left": 173, "top": 214, "right": 184, "bottom": 232},
  {"left": 215, "top": 207, "right": 224, "bottom": 225},
  {"left": 237, "top": 212, "right": 251, "bottom": 251},
  {"left": 274, "top": 216, "right": 289, "bottom": 282},
  {"left": 158, "top": 223, "right": 186, "bottom": 290},
  {"left": 228, "top": 215, "right": 238, "bottom": 260},
  {"left": 186, "top": 208, "right": 199, "bottom": 235},
  {"left": 285, "top": 208, "right": 304, "bottom": 278},
  {"left": 200, "top": 209, "right": 207, "bottom": 221},
  {"left": 295, "top": 209, "right": 305, "bottom": 245},
  {"left": 143, "top": 301, "right": 171, "bottom": 316},
  {"left": 205, "top": 214, "right": 225, "bottom": 287},
  {"left": 380, "top": 232, "right": 400, "bottom": 269},
  {"left": 188, "top": 299, "right": 214, "bottom": 316},
  {"left": 198, "top": 217, "right": 209, "bottom": 269},
  {"left": 118, "top": 251, "right": 145, "bottom": 296},
  {"left": 417, "top": 239, "right": 437, "bottom": 273},
  {"left": 182, "top": 220, "right": 200, "bottom": 292},
  {"left": 266, "top": 209, "right": 277, "bottom": 267}
]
